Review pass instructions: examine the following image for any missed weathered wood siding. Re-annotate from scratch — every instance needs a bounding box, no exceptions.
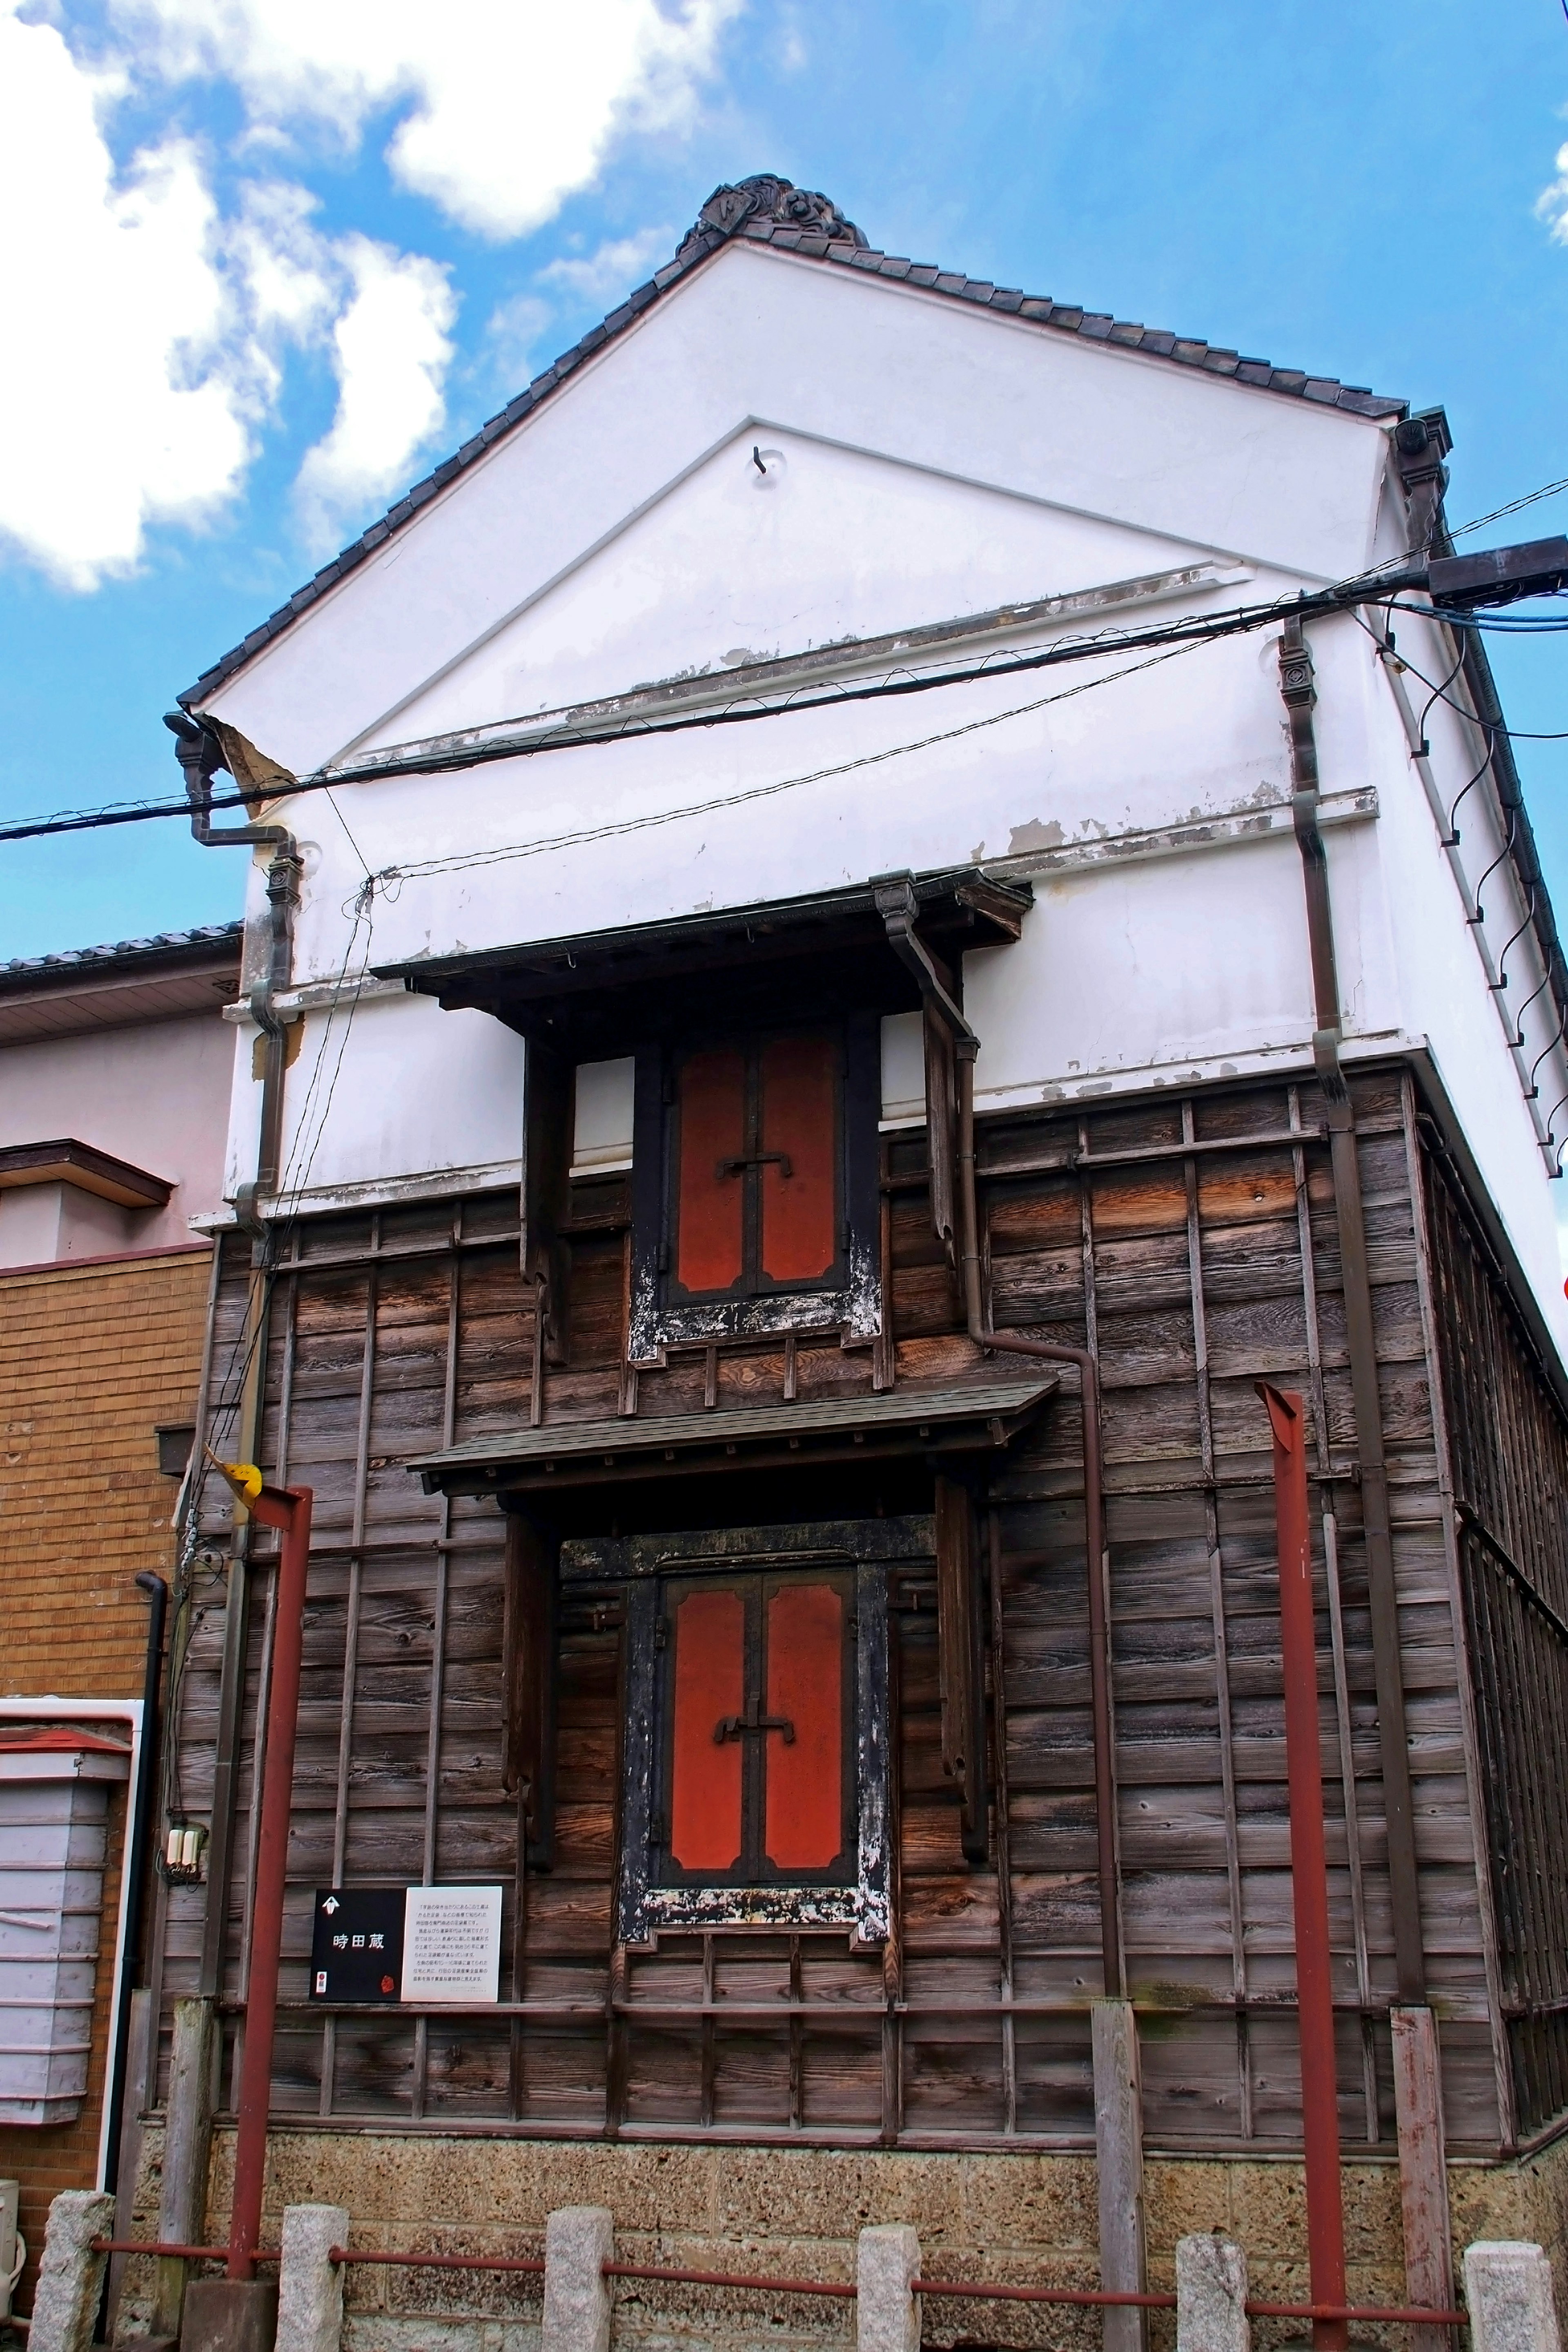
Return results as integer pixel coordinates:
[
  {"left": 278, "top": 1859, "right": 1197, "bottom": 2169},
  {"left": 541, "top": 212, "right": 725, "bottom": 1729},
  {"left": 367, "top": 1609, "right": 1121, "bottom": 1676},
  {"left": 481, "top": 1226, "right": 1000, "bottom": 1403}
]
[
  {"left": 155, "top": 1066, "right": 1519, "bottom": 2152},
  {"left": 1421, "top": 1135, "right": 1568, "bottom": 2146}
]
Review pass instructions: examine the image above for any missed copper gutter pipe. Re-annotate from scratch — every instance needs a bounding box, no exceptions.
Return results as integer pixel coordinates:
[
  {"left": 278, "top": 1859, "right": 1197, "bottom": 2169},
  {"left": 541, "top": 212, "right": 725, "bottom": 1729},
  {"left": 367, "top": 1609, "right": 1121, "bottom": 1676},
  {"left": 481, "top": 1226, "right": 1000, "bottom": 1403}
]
[
  {"left": 1258, "top": 1382, "right": 1347, "bottom": 2352},
  {"left": 210, "top": 1466, "right": 314, "bottom": 2283},
  {"left": 1278, "top": 620, "right": 1425, "bottom": 2004},
  {"left": 956, "top": 1051, "right": 1122, "bottom": 2000}
]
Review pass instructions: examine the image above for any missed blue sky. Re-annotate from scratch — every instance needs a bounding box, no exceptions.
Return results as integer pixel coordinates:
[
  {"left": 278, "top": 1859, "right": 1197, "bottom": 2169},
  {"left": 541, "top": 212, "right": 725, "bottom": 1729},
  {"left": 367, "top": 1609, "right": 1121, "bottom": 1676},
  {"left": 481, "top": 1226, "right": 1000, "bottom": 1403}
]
[{"left": 2, "top": 0, "right": 1567, "bottom": 961}]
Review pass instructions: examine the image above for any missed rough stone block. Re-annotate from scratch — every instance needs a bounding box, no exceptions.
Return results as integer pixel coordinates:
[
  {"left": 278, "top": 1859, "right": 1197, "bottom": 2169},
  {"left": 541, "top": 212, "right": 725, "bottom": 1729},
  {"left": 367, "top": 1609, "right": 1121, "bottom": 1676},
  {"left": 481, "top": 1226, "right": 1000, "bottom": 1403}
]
[
  {"left": 1146, "top": 2163, "right": 1231, "bottom": 2254},
  {"left": 1465, "top": 2241, "right": 1562, "bottom": 2352},
  {"left": 1229, "top": 2165, "right": 1307, "bottom": 2262},
  {"left": 543, "top": 2204, "right": 612, "bottom": 2352},
  {"left": 1176, "top": 2233, "right": 1249, "bottom": 2352},
  {"left": 182, "top": 2277, "right": 280, "bottom": 2352},
  {"left": 960, "top": 2154, "right": 1098, "bottom": 2252},
  {"left": 28, "top": 2188, "right": 115, "bottom": 2352},
  {"left": 858, "top": 2224, "right": 920, "bottom": 2352},
  {"left": 276, "top": 2205, "right": 349, "bottom": 2352},
  {"left": 720, "top": 2149, "right": 959, "bottom": 2242}
]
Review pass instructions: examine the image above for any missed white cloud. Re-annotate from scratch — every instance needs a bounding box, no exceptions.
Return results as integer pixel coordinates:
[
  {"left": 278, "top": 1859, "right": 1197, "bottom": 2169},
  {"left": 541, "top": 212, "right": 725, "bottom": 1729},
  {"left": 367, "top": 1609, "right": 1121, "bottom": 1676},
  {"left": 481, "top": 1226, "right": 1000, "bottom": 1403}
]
[
  {"left": 110, "top": 0, "right": 742, "bottom": 240},
  {"left": 481, "top": 290, "right": 555, "bottom": 388},
  {"left": 537, "top": 226, "right": 673, "bottom": 306},
  {"left": 0, "top": 9, "right": 251, "bottom": 587},
  {"left": 0, "top": 0, "right": 741, "bottom": 588},
  {"left": 1540, "top": 141, "right": 1568, "bottom": 244},
  {"left": 295, "top": 237, "right": 455, "bottom": 552}
]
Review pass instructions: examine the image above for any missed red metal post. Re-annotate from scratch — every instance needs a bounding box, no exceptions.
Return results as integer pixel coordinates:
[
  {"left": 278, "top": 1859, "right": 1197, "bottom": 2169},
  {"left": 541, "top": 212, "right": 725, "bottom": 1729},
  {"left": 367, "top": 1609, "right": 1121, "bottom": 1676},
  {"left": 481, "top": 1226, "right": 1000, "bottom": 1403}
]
[
  {"left": 1258, "top": 1383, "right": 1346, "bottom": 2352},
  {"left": 226, "top": 1481, "right": 313, "bottom": 2282}
]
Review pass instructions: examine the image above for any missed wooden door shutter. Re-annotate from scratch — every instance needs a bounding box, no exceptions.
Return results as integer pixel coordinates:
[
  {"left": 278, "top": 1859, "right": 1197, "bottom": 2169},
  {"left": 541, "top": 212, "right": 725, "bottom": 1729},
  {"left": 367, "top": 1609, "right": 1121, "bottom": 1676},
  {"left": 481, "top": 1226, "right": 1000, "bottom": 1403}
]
[
  {"left": 763, "top": 1580, "right": 846, "bottom": 1871},
  {"left": 668, "top": 1586, "right": 745, "bottom": 1871},
  {"left": 675, "top": 1049, "right": 746, "bottom": 1293},
  {"left": 758, "top": 1035, "right": 838, "bottom": 1284}
]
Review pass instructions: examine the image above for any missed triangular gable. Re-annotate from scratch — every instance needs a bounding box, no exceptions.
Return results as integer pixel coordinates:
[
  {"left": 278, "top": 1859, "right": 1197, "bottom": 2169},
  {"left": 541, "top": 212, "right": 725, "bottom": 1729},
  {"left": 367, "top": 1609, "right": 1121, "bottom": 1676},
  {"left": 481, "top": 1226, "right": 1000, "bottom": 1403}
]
[
  {"left": 346, "top": 423, "right": 1240, "bottom": 758},
  {"left": 183, "top": 173, "right": 1405, "bottom": 714}
]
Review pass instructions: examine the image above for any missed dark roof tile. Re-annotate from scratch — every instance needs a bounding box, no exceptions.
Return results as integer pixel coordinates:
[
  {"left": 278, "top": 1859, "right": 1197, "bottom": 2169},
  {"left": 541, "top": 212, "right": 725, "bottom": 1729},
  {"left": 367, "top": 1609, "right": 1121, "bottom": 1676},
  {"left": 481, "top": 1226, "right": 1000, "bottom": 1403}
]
[
  {"left": 0, "top": 922, "right": 244, "bottom": 987},
  {"left": 182, "top": 173, "right": 1408, "bottom": 703}
]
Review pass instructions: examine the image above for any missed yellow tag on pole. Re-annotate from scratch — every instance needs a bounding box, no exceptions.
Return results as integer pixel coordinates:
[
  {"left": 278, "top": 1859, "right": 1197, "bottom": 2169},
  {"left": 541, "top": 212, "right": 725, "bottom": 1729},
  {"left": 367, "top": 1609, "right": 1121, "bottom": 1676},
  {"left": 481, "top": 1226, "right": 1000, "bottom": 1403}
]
[{"left": 203, "top": 1443, "right": 264, "bottom": 1503}]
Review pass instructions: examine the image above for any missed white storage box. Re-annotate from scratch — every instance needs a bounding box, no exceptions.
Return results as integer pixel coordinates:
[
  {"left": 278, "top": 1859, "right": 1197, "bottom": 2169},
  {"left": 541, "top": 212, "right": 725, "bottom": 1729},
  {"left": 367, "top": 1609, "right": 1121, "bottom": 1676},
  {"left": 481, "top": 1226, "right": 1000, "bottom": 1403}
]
[{"left": 0, "top": 1733, "right": 130, "bottom": 2125}]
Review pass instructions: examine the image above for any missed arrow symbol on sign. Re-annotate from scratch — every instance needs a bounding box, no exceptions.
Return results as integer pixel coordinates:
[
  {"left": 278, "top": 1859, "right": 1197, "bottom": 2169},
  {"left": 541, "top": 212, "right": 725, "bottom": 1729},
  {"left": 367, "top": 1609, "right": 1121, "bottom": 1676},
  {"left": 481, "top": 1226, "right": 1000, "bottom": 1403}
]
[{"left": 322, "top": 1896, "right": 340, "bottom": 1915}]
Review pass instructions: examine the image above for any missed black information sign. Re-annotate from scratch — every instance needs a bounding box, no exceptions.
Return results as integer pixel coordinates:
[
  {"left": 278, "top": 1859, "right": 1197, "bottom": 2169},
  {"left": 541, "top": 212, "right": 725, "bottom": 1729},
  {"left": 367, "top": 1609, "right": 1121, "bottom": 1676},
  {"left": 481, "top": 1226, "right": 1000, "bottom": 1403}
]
[{"left": 308, "top": 1887, "right": 406, "bottom": 2001}]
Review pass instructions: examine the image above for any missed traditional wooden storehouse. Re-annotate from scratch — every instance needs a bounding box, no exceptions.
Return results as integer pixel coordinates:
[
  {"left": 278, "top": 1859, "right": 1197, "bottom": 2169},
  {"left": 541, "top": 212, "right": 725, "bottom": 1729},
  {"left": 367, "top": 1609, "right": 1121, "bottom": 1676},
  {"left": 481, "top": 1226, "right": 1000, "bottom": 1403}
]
[{"left": 130, "top": 178, "right": 1568, "bottom": 2343}]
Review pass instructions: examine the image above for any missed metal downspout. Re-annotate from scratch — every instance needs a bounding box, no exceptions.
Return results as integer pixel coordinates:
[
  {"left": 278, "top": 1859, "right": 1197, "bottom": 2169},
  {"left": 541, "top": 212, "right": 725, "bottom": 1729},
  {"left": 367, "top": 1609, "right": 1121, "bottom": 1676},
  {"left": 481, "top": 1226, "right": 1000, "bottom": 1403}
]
[
  {"left": 162, "top": 713, "right": 301, "bottom": 1999},
  {"left": 1277, "top": 618, "right": 1427, "bottom": 2007}
]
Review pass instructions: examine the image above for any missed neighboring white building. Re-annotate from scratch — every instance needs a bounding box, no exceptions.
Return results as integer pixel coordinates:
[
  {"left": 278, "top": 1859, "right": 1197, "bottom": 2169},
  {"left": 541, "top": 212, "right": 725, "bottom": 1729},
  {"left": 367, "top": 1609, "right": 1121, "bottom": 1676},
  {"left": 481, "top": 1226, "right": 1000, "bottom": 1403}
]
[{"left": 0, "top": 927, "right": 239, "bottom": 1266}]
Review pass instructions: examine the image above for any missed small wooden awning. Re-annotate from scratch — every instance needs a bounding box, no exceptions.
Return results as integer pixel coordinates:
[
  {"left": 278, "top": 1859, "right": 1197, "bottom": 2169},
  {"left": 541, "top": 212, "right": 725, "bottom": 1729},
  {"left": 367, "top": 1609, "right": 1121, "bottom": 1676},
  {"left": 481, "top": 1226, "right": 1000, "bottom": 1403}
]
[
  {"left": 407, "top": 1376, "right": 1058, "bottom": 1496},
  {"left": 375, "top": 867, "right": 1031, "bottom": 1051}
]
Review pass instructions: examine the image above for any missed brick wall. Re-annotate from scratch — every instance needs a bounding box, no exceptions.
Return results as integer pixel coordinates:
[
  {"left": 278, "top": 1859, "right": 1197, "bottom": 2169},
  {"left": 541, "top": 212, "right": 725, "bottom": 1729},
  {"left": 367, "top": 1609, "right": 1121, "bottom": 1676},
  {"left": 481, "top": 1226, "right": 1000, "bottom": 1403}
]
[{"left": 0, "top": 1244, "right": 212, "bottom": 2312}]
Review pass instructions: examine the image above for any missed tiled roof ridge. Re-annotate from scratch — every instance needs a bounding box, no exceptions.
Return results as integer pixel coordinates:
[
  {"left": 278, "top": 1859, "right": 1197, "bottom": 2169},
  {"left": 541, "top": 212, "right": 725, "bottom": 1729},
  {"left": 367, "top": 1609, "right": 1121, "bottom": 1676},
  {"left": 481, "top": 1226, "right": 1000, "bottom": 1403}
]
[
  {"left": 181, "top": 173, "right": 1408, "bottom": 706},
  {"left": 0, "top": 920, "right": 244, "bottom": 985}
]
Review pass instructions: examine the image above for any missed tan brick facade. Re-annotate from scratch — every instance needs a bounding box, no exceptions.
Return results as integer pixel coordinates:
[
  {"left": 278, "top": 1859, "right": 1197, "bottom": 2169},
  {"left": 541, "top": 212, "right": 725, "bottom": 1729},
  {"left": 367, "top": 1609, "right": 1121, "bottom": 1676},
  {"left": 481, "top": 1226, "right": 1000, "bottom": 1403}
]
[{"left": 0, "top": 1243, "right": 212, "bottom": 2308}]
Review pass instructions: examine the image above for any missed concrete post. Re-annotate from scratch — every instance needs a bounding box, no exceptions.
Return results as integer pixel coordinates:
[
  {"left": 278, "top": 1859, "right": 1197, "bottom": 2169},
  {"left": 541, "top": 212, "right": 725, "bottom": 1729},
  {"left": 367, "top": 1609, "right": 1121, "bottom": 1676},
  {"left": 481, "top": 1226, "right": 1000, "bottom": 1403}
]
[
  {"left": 154, "top": 1992, "right": 216, "bottom": 2340},
  {"left": 543, "top": 2205, "right": 613, "bottom": 2352},
  {"left": 1392, "top": 2006, "right": 1456, "bottom": 2352},
  {"left": 29, "top": 2189, "right": 115, "bottom": 2352},
  {"left": 1176, "top": 2233, "right": 1250, "bottom": 2352},
  {"left": 857, "top": 2224, "right": 921, "bottom": 2352},
  {"left": 1094, "top": 1997, "right": 1148, "bottom": 2352},
  {"left": 0, "top": 2179, "right": 21, "bottom": 2321},
  {"left": 1464, "top": 2243, "right": 1563, "bottom": 2352},
  {"left": 276, "top": 2205, "right": 349, "bottom": 2352}
]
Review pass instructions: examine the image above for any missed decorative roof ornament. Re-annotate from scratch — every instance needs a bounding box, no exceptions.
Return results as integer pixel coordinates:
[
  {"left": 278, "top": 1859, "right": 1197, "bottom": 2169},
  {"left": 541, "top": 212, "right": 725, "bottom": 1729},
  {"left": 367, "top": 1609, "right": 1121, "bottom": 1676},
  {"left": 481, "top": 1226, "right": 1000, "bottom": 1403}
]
[{"left": 683, "top": 174, "right": 867, "bottom": 256}]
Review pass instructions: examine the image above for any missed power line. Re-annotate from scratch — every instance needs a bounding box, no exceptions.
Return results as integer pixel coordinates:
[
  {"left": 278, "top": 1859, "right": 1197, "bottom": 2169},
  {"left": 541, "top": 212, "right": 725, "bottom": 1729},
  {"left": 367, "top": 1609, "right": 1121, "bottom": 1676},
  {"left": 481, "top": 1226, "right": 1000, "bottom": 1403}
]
[
  {"left": 1449, "top": 474, "right": 1568, "bottom": 541},
  {"left": 0, "top": 580, "right": 1518, "bottom": 849},
  {"left": 2, "top": 517, "right": 1565, "bottom": 852},
  {"left": 379, "top": 630, "right": 1230, "bottom": 889}
]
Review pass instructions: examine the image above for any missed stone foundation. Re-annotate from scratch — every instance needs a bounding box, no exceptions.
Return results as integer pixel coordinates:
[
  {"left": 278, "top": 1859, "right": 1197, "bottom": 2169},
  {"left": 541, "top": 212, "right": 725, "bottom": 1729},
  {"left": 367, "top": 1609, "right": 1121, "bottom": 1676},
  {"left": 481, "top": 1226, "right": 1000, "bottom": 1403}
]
[{"left": 110, "top": 2127, "right": 1568, "bottom": 2352}]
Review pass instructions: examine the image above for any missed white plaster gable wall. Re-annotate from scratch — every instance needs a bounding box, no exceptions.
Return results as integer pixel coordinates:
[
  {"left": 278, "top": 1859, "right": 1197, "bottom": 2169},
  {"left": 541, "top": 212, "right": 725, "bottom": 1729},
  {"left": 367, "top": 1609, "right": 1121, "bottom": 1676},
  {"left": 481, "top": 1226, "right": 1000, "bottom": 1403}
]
[
  {"left": 1350, "top": 607, "right": 1568, "bottom": 1354},
  {"left": 223, "top": 991, "right": 524, "bottom": 1212},
  {"left": 270, "top": 621, "right": 1314, "bottom": 991},
  {"left": 355, "top": 431, "right": 1231, "bottom": 753},
  {"left": 198, "top": 241, "right": 1390, "bottom": 774}
]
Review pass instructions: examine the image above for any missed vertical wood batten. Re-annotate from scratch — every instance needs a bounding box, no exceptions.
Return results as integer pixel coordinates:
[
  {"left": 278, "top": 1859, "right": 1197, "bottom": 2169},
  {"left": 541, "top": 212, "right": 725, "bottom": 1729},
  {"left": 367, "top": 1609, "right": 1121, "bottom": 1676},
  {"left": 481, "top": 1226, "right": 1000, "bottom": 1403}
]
[
  {"left": 319, "top": 1250, "right": 380, "bottom": 2116},
  {"left": 1183, "top": 1100, "right": 1250, "bottom": 2138},
  {"left": 414, "top": 1216, "right": 463, "bottom": 2121},
  {"left": 1323, "top": 1509, "right": 1378, "bottom": 2138},
  {"left": 988, "top": 1510, "right": 1017, "bottom": 2134},
  {"left": 234, "top": 1274, "right": 296, "bottom": 2047}
]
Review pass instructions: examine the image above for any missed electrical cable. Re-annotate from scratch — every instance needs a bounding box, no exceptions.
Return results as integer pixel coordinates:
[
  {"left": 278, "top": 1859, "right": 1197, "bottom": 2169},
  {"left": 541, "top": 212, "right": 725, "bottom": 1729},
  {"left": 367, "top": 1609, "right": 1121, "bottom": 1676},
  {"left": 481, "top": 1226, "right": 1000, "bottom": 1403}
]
[
  {"left": 355, "top": 630, "right": 1230, "bottom": 893},
  {"left": 0, "top": 581, "right": 1498, "bottom": 847}
]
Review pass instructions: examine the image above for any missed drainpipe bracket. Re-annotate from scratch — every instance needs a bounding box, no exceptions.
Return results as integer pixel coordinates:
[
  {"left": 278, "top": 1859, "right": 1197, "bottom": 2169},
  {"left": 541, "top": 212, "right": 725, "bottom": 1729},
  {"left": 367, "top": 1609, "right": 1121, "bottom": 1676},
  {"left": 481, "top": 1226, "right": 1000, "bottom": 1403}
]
[{"left": 1312, "top": 1028, "right": 1350, "bottom": 1111}]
